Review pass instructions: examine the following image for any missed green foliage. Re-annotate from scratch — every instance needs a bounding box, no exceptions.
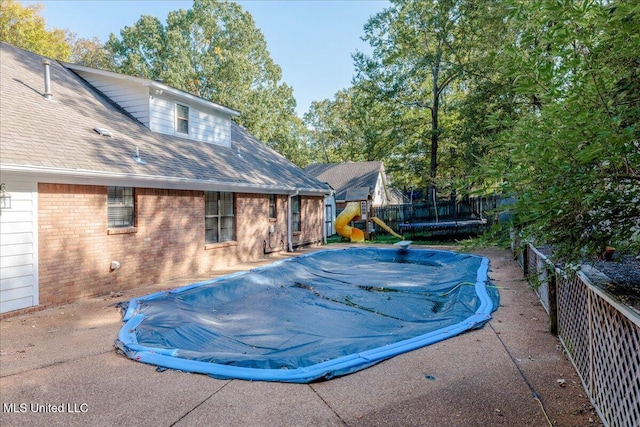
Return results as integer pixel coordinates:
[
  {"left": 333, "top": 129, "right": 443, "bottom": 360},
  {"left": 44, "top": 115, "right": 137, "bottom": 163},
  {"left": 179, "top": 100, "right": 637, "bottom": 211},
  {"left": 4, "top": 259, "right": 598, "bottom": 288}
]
[
  {"left": 6, "top": 0, "right": 637, "bottom": 262},
  {"left": 309, "top": 0, "right": 492, "bottom": 194},
  {"left": 303, "top": 86, "right": 395, "bottom": 166},
  {"left": 475, "top": 0, "right": 640, "bottom": 262},
  {"left": 449, "top": 2, "right": 520, "bottom": 195},
  {"left": 69, "top": 36, "right": 112, "bottom": 69},
  {"left": 315, "top": 0, "right": 639, "bottom": 263},
  {"left": 0, "top": 0, "right": 72, "bottom": 60}
]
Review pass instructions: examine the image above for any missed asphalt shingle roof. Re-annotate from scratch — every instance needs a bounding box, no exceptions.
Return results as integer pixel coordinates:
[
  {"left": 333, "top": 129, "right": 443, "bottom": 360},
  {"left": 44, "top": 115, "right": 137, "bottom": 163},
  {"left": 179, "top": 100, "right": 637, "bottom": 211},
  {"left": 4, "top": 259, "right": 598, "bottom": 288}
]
[
  {"left": 0, "top": 43, "right": 329, "bottom": 195},
  {"left": 304, "top": 161, "right": 383, "bottom": 201}
]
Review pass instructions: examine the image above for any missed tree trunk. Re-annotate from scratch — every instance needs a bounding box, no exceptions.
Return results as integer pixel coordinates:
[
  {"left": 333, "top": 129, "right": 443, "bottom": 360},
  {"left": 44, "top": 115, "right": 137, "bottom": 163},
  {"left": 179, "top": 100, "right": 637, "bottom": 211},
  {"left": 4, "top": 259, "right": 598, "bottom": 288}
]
[{"left": 429, "top": 58, "right": 440, "bottom": 203}]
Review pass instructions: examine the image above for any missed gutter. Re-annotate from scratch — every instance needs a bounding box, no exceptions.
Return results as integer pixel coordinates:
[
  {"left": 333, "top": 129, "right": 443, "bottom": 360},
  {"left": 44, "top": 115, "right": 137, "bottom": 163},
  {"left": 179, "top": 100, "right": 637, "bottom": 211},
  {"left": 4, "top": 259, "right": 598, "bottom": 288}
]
[{"left": 0, "top": 165, "right": 330, "bottom": 196}]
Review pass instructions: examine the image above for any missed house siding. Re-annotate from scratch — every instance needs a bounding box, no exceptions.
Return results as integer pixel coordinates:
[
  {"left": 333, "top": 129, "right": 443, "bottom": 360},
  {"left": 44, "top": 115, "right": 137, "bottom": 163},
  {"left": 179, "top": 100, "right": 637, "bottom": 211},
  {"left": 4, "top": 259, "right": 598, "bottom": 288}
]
[
  {"left": 1, "top": 43, "right": 330, "bottom": 317},
  {"left": 74, "top": 71, "right": 150, "bottom": 126},
  {"left": 0, "top": 175, "right": 39, "bottom": 314},
  {"left": 149, "top": 94, "right": 231, "bottom": 146},
  {"left": 373, "top": 174, "right": 385, "bottom": 206},
  {"left": 76, "top": 70, "right": 232, "bottom": 146},
  {"left": 36, "top": 184, "right": 322, "bottom": 308},
  {"left": 293, "top": 197, "right": 324, "bottom": 247}
]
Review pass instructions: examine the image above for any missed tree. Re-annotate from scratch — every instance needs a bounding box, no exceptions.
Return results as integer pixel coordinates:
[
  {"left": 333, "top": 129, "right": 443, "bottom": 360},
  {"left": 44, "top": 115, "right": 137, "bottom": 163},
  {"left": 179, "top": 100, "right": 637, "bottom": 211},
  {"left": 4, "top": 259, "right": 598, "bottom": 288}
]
[
  {"left": 0, "top": 0, "right": 72, "bottom": 60},
  {"left": 105, "top": 14, "right": 167, "bottom": 79},
  {"left": 103, "top": 0, "right": 302, "bottom": 158},
  {"left": 69, "top": 36, "right": 112, "bottom": 69},
  {"left": 304, "top": 89, "right": 363, "bottom": 164},
  {"left": 267, "top": 113, "right": 311, "bottom": 168},
  {"left": 303, "top": 84, "right": 395, "bottom": 169},
  {"left": 446, "top": 1, "right": 522, "bottom": 196},
  {"left": 353, "top": 0, "right": 481, "bottom": 200},
  {"left": 480, "top": 0, "right": 640, "bottom": 261}
]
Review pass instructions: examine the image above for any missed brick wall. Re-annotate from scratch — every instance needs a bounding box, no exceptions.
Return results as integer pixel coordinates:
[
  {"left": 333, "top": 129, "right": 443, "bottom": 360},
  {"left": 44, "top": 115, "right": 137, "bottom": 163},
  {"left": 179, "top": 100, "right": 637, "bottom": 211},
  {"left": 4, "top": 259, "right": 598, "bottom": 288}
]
[
  {"left": 297, "top": 196, "right": 324, "bottom": 247},
  {"left": 37, "top": 184, "right": 323, "bottom": 307},
  {"left": 38, "top": 184, "right": 108, "bottom": 306},
  {"left": 236, "top": 193, "right": 289, "bottom": 256}
]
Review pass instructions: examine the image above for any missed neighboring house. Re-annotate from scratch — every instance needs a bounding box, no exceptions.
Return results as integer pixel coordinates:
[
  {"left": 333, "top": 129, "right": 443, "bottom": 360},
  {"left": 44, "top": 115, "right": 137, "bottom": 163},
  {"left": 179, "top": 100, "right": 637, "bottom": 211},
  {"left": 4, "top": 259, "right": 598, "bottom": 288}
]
[
  {"left": 304, "top": 161, "right": 396, "bottom": 236},
  {"left": 0, "top": 43, "right": 330, "bottom": 316},
  {"left": 304, "top": 161, "right": 395, "bottom": 208},
  {"left": 387, "top": 187, "right": 406, "bottom": 205}
]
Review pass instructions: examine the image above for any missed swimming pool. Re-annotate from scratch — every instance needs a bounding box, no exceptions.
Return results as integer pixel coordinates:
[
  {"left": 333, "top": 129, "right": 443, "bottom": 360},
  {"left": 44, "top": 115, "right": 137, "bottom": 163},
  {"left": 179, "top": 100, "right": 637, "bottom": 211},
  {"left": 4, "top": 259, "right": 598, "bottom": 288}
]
[{"left": 116, "top": 247, "right": 499, "bottom": 383}]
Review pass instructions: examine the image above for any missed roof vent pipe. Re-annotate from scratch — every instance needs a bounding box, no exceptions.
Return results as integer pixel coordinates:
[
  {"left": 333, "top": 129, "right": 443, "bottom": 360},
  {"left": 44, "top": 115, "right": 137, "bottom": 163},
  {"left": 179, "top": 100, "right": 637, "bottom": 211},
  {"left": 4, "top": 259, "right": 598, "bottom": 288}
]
[{"left": 42, "top": 59, "right": 53, "bottom": 100}]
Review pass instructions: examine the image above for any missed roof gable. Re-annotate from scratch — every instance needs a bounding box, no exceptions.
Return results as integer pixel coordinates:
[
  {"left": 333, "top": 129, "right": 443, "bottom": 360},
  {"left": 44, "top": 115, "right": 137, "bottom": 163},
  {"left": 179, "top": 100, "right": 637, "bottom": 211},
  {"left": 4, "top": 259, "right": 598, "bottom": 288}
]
[
  {"left": 66, "top": 64, "right": 238, "bottom": 147},
  {"left": 304, "top": 161, "right": 385, "bottom": 201},
  {"left": 64, "top": 63, "right": 241, "bottom": 118}
]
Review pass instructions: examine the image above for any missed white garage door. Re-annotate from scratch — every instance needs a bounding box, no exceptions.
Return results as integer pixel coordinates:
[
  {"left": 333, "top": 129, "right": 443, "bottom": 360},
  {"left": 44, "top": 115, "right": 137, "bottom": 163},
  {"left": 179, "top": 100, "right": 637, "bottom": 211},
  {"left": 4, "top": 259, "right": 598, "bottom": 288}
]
[{"left": 0, "top": 176, "right": 38, "bottom": 314}]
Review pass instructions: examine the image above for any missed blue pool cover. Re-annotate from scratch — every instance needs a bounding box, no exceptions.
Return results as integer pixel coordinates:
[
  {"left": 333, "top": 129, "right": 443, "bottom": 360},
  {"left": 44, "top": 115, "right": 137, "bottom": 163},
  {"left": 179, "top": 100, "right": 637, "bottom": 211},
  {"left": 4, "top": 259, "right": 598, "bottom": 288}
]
[{"left": 116, "top": 247, "right": 499, "bottom": 383}]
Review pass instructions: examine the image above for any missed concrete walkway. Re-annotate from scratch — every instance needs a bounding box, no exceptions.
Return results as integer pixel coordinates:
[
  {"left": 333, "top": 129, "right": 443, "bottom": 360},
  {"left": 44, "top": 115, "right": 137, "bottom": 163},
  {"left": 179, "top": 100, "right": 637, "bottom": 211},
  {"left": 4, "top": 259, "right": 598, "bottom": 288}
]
[{"left": 0, "top": 245, "right": 600, "bottom": 426}]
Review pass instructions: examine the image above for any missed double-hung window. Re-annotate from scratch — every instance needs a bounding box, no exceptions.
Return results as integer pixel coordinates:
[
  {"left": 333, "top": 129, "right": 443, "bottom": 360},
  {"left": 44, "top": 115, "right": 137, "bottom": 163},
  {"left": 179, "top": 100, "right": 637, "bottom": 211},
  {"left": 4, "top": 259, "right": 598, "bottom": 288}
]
[
  {"left": 107, "top": 186, "right": 135, "bottom": 228},
  {"left": 176, "top": 104, "right": 189, "bottom": 134},
  {"left": 268, "top": 194, "right": 277, "bottom": 219},
  {"left": 205, "top": 192, "right": 235, "bottom": 243},
  {"left": 292, "top": 195, "right": 301, "bottom": 232}
]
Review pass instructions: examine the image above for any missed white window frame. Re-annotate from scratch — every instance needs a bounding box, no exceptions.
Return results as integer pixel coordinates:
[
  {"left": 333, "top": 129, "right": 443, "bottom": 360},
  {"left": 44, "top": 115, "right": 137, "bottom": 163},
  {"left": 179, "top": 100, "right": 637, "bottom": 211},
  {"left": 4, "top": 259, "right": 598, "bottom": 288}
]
[
  {"left": 292, "top": 195, "right": 301, "bottom": 233},
  {"left": 205, "top": 191, "right": 235, "bottom": 243},
  {"left": 107, "top": 186, "right": 135, "bottom": 228},
  {"left": 268, "top": 194, "right": 277, "bottom": 219},
  {"left": 176, "top": 103, "right": 190, "bottom": 135}
]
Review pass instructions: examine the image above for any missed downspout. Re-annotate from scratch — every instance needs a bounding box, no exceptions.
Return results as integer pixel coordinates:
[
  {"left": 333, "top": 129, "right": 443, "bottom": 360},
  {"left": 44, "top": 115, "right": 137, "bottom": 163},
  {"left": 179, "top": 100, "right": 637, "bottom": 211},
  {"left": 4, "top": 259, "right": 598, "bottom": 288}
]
[
  {"left": 323, "top": 188, "right": 335, "bottom": 244},
  {"left": 322, "top": 192, "right": 328, "bottom": 245},
  {"left": 322, "top": 186, "right": 336, "bottom": 245},
  {"left": 321, "top": 195, "right": 326, "bottom": 245},
  {"left": 287, "top": 190, "right": 299, "bottom": 252}
]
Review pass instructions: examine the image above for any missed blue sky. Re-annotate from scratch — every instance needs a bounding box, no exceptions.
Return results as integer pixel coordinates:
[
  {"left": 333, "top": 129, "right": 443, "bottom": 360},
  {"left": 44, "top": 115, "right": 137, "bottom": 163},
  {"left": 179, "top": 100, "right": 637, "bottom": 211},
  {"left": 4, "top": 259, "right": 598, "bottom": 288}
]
[{"left": 27, "top": 0, "right": 390, "bottom": 117}]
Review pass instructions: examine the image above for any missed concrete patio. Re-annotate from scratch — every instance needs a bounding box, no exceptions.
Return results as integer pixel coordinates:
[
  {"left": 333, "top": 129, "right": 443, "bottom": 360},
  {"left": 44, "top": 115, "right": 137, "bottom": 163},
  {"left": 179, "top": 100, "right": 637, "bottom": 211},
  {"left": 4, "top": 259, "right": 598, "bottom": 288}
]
[{"left": 0, "top": 245, "right": 600, "bottom": 426}]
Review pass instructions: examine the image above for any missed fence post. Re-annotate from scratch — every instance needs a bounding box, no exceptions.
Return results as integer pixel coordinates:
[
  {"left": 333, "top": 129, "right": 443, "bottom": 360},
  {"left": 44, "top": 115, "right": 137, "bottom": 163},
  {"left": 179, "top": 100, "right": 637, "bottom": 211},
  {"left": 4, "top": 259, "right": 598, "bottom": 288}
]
[{"left": 548, "top": 267, "right": 558, "bottom": 335}]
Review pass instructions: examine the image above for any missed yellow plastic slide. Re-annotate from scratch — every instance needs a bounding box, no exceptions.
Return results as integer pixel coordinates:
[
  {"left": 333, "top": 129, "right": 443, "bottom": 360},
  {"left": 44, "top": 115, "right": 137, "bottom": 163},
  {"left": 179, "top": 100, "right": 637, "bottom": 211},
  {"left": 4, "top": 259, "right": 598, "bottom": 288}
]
[
  {"left": 335, "top": 202, "right": 365, "bottom": 242},
  {"left": 335, "top": 201, "right": 403, "bottom": 242},
  {"left": 371, "top": 217, "right": 403, "bottom": 239}
]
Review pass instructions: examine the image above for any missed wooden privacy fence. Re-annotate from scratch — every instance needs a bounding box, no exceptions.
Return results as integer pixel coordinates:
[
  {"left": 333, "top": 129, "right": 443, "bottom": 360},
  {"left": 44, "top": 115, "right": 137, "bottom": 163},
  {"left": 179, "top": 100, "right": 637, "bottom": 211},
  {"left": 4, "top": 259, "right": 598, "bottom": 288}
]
[{"left": 515, "top": 241, "right": 640, "bottom": 427}]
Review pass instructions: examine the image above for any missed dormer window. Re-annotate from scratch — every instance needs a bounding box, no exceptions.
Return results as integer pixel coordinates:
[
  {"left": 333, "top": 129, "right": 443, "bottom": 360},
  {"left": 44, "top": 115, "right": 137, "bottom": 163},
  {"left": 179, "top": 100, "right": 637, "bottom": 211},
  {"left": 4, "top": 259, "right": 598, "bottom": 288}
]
[{"left": 176, "top": 104, "right": 189, "bottom": 134}]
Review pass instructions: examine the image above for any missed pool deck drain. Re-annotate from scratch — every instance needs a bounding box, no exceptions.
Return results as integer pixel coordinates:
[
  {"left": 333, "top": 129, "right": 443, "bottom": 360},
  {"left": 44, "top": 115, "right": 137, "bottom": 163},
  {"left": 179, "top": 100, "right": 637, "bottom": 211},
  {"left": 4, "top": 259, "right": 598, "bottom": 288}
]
[{"left": 0, "top": 245, "right": 600, "bottom": 426}]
